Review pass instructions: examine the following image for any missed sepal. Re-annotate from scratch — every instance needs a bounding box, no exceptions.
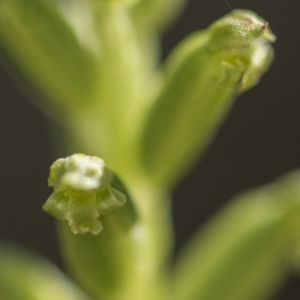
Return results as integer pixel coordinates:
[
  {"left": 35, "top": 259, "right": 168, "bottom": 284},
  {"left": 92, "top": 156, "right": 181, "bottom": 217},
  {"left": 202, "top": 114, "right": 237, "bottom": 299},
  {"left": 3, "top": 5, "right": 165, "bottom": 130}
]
[
  {"left": 97, "top": 186, "right": 127, "bottom": 213},
  {"left": 42, "top": 191, "right": 68, "bottom": 221},
  {"left": 238, "top": 38, "right": 274, "bottom": 93}
]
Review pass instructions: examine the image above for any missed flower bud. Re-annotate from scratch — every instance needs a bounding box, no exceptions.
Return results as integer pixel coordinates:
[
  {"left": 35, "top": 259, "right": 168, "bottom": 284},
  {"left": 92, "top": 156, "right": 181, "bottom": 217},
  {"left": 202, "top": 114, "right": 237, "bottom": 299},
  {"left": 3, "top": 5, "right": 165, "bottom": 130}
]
[
  {"left": 208, "top": 9, "right": 275, "bottom": 56},
  {"left": 139, "top": 10, "right": 275, "bottom": 188}
]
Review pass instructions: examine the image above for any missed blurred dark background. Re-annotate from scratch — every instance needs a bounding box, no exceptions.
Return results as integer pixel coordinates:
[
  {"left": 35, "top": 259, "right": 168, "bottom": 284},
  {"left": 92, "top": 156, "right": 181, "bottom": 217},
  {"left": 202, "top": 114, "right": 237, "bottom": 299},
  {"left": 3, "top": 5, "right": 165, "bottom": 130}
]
[{"left": 0, "top": 0, "right": 299, "bottom": 299}]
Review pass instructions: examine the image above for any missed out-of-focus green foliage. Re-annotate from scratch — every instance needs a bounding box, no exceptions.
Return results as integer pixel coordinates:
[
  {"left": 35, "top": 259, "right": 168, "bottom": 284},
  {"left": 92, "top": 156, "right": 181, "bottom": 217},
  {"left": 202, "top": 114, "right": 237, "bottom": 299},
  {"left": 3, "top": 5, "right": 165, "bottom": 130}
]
[
  {"left": 1, "top": 2, "right": 295, "bottom": 300},
  {"left": 175, "top": 171, "right": 300, "bottom": 300},
  {"left": 0, "top": 246, "right": 91, "bottom": 300}
]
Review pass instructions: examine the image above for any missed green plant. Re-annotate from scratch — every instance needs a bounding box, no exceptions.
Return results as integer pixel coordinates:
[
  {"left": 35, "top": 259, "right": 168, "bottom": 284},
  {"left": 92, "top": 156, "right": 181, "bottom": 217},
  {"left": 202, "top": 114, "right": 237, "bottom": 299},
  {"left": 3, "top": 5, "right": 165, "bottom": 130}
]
[{"left": 0, "top": 1, "right": 299, "bottom": 300}]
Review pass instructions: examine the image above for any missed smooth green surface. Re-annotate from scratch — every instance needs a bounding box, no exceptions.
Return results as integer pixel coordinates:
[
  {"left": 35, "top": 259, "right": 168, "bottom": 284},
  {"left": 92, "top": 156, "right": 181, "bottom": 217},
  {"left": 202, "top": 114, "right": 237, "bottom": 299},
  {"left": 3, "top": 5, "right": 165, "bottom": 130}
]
[
  {"left": 0, "top": 0, "right": 98, "bottom": 115},
  {"left": 174, "top": 172, "right": 300, "bottom": 300},
  {"left": 130, "top": 0, "right": 187, "bottom": 35},
  {"left": 0, "top": 245, "right": 91, "bottom": 300},
  {"left": 58, "top": 181, "right": 171, "bottom": 300}
]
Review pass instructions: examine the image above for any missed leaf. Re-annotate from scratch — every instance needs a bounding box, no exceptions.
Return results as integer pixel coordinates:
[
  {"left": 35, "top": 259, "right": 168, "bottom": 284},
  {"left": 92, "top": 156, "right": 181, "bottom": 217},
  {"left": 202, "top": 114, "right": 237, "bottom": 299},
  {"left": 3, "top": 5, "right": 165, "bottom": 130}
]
[
  {"left": 0, "top": 0, "right": 98, "bottom": 114},
  {"left": 0, "top": 245, "right": 92, "bottom": 300},
  {"left": 174, "top": 171, "right": 300, "bottom": 300}
]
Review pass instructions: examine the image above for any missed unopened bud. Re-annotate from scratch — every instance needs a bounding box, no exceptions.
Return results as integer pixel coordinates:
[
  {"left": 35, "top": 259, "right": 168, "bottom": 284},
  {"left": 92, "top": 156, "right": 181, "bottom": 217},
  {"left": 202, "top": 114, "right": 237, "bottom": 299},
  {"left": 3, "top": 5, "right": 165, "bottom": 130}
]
[{"left": 208, "top": 9, "right": 275, "bottom": 56}]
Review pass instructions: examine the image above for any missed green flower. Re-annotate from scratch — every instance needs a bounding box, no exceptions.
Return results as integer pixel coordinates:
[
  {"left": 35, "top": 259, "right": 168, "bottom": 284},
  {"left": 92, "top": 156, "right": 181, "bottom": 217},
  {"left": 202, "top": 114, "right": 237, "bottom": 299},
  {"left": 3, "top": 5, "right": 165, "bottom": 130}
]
[{"left": 43, "top": 154, "right": 126, "bottom": 235}]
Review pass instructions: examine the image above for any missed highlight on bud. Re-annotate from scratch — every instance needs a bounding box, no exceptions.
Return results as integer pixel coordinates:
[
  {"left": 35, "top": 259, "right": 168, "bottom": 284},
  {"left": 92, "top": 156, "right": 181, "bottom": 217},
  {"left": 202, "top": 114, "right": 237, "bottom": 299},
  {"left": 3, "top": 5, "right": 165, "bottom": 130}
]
[
  {"left": 43, "top": 154, "right": 126, "bottom": 235},
  {"left": 238, "top": 38, "right": 274, "bottom": 93},
  {"left": 208, "top": 9, "right": 276, "bottom": 56}
]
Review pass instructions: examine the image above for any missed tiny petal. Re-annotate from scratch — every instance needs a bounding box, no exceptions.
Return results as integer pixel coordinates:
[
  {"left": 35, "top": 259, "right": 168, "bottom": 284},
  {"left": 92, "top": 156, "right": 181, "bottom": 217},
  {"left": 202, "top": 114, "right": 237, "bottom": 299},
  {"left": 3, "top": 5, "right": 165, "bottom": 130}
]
[
  {"left": 43, "top": 191, "right": 68, "bottom": 220},
  {"left": 97, "top": 186, "right": 127, "bottom": 214},
  {"left": 66, "top": 195, "right": 103, "bottom": 235}
]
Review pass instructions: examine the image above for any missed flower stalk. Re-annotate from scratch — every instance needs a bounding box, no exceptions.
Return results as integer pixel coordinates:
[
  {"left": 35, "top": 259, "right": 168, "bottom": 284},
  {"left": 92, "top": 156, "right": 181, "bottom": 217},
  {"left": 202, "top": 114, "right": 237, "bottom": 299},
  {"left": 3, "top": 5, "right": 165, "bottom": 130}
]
[{"left": 2, "top": 3, "right": 298, "bottom": 300}]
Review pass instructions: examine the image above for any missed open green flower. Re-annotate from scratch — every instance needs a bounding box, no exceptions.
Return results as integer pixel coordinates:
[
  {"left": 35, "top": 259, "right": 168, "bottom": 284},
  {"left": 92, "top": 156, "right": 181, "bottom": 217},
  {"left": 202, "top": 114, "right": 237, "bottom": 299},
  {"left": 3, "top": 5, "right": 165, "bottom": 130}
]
[{"left": 43, "top": 154, "right": 126, "bottom": 235}]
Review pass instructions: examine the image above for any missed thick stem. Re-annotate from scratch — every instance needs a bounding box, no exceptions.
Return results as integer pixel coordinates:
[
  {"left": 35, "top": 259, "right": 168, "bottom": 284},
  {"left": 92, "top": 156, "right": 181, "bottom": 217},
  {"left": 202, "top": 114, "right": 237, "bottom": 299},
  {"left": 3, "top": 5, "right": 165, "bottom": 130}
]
[{"left": 57, "top": 170, "right": 174, "bottom": 300}]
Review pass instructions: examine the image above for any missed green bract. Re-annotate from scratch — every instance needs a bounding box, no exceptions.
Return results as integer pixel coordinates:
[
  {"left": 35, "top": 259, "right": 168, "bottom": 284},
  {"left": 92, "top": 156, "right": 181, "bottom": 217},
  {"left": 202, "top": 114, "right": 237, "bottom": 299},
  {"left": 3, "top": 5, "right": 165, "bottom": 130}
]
[{"left": 139, "top": 10, "right": 275, "bottom": 188}]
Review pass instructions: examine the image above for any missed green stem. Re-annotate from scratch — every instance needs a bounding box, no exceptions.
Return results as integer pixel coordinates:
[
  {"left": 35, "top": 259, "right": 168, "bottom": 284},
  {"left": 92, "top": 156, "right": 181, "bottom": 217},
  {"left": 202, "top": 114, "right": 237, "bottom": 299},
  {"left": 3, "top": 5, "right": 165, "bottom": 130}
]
[{"left": 57, "top": 170, "right": 173, "bottom": 300}]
